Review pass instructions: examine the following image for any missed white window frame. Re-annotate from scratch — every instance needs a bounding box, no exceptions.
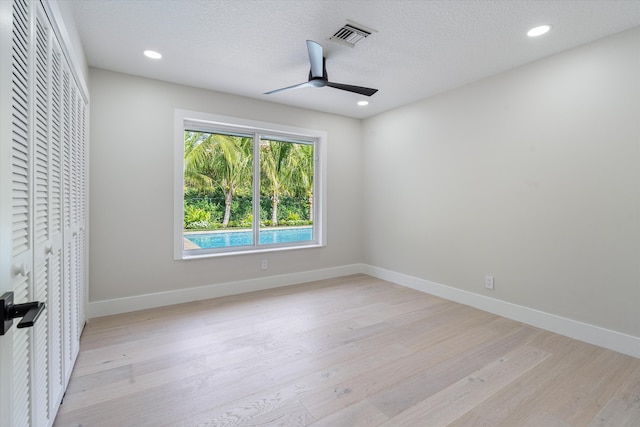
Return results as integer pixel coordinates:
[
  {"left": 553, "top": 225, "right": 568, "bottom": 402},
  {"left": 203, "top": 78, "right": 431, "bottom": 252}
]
[{"left": 174, "top": 109, "right": 327, "bottom": 260}]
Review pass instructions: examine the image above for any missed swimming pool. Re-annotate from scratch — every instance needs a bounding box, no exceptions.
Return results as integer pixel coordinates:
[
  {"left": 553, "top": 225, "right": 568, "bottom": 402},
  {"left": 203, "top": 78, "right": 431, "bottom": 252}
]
[{"left": 185, "top": 226, "right": 313, "bottom": 249}]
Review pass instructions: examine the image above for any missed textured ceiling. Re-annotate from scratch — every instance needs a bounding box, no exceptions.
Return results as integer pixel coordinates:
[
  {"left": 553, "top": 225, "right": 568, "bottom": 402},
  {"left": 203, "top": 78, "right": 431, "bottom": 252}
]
[{"left": 61, "top": 0, "right": 640, "bottom": 119}]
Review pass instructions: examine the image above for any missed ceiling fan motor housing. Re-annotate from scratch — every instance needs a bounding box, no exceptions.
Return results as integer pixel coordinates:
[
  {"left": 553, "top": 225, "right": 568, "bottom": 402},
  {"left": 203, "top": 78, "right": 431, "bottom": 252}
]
[{"left": 309, "top": 78, "right": 327, "bottom": 87}]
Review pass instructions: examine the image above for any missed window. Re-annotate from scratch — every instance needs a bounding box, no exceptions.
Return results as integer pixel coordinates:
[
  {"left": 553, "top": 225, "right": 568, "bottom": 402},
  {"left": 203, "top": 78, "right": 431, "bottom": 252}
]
[{"left": 174, "top": 110, "right": 326, "bottom": 259}]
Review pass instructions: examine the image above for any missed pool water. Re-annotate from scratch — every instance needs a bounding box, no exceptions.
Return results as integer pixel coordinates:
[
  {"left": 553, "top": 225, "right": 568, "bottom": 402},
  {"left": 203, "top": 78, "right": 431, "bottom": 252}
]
[{"left": 185, "top": 226, "right": 313, "bottom": 249}]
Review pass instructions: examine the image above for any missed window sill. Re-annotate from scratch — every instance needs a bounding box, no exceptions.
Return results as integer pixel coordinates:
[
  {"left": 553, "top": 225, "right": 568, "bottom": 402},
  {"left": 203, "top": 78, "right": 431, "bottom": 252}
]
[{"left": 179, "top": 242, "right": 325, "bottom": 261}]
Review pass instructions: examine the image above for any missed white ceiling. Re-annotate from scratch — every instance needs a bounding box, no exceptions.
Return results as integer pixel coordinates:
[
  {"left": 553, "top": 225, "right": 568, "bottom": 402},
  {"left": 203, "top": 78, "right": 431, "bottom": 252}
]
[{"left": 61, "top": 0, "right": 640, "bottom": 119}]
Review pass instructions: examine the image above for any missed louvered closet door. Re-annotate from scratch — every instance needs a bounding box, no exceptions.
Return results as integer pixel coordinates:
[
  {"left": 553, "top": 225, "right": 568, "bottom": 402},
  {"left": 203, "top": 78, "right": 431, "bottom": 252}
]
[
  {"left": 75, "top": 85, "right": 86, "bottom": 353},
  {"left": 32, "top": 7, "right": 53, "bottom": 426},
  {"left": 47, "top": 31, "right": 66, "bottom": 420},
  {"left": 0, "top": 2, "right": 25, "bottom": 425},
  {"left": 62, "top": 74, "right": 81, "bottom": 383},
  {"left": 36, "top": 5, "right": 69, "bottom": 421},
  {"left": 6, "top": 0, "right": 37, "bottom": 425}
]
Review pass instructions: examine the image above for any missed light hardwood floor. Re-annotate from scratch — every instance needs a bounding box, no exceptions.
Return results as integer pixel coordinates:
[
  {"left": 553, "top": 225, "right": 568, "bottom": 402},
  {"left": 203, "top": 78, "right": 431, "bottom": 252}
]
[{"left": 53, "top": 274, "right": 640, "bottom": 427}]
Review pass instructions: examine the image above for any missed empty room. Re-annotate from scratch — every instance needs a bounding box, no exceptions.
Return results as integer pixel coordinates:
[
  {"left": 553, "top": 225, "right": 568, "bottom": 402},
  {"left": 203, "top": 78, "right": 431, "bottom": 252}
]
[{"left": 1, "top": 0, "right": 639, "bottom": 426}]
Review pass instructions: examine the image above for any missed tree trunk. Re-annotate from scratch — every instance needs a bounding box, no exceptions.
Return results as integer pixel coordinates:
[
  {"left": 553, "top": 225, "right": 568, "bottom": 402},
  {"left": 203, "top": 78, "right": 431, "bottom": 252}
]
[
  {"left": 308, "top": 193, "right": 313, "bottom": 222},
  {"left": 271, "top": 193, "right": 279, "bottom": 226},
  {"left": 222, "top": 191, "right": 233, "bottom": 227}
]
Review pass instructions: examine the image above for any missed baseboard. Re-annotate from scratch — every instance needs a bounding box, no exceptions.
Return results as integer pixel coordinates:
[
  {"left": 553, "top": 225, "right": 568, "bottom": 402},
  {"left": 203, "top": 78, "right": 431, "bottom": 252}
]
[
  {"left": 87, "top": 264, "right": 363, "bottom": 318},
  {"left": 362, "top": 264, "right": 640, "bottom": 359},
  {"left": 88, "top": 262, "right": 639, "bottom": 358}
]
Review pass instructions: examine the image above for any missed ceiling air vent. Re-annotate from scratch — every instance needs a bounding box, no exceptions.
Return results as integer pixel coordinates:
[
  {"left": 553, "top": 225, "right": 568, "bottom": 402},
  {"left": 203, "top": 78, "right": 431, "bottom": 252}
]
[{"left": 329, "top": 21, "right": 376, "bottom": 47}]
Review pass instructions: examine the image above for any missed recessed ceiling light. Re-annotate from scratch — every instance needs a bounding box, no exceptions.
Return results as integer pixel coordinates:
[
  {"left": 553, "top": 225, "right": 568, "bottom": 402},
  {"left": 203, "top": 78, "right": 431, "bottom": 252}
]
[
  {"left": 527, "top": 25, "right": 551, "bottom": 37},
  {"left": 144, "top": 50, "right": 162, "bottom": 59},
  {"left": 357, "top": 100, "right": 369, "bottom": 106}
]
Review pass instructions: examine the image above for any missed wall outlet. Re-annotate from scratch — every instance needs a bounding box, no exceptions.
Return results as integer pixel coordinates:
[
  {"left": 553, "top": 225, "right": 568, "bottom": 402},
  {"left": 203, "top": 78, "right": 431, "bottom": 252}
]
[
  {"left": 261, "top": 259, "right": 268, "bottom": 270},
  {"left": 485, "top": 275, "right": 494, "bottom": 290}
]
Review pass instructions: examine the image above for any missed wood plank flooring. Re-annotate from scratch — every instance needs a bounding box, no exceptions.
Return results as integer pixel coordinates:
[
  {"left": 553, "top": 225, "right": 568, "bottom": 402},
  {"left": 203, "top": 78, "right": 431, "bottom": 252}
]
[{"left": 53, "top": 274, "right": 640, "bottom": 427}]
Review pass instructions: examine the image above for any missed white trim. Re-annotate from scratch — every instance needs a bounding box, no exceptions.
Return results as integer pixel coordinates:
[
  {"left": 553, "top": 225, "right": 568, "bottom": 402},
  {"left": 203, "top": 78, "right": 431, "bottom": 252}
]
[
  {"left": 173, "top": 109, "right": 185, "bottom": 259},
  {"left": 362, "top": 265, "right": 640, "bottom": 359},
  {"left": 87, "top": 264, "right": 361, "bottom": 318}
]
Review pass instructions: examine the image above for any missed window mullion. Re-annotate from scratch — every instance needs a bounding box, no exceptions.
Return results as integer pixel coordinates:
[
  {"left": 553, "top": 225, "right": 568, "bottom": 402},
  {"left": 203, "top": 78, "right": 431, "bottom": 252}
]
[{"left": 252, "top": 132, "right": 260, "bottom": 247}]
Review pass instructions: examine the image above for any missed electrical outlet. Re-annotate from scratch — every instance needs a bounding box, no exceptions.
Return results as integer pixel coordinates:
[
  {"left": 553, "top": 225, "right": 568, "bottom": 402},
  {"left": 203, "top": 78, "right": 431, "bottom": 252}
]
[
  {"left": 485, "top": 275, "right": 494, "bottom": 290},
  {"left": 261, "top": 259, "right": 268, "bottom": 270}
]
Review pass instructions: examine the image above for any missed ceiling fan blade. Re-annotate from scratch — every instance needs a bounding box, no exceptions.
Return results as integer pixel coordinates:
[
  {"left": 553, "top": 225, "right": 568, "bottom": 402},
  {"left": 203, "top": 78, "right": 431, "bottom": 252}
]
[
  {"left": 306, "top": 40, "right": 324, "bottom": 79},
  {"left": 326, "top": 82, "right": 378, "bottom": 97},
  {"left": 264, "top": 81, "right": 313, "bottom": 95}
]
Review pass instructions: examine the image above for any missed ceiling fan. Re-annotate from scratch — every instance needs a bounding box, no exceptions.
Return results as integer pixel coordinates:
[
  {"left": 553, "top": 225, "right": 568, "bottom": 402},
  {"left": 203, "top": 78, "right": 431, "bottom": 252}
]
[{"left": 265, "top": 40, "right": 378, "bottom": 97}]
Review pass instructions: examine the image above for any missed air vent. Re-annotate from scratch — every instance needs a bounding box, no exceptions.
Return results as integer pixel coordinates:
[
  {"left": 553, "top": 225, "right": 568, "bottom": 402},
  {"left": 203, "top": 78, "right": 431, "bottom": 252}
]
[{"left": 329, "top": 21, "right": 376, "bottom": 47}]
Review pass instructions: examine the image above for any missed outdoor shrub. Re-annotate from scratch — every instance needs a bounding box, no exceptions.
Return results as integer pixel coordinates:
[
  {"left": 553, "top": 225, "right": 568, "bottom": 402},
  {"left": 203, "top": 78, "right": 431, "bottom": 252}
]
[
  {"left": 184, "top": 205, "right": 210, "bottom": 228},
  {"left": 185, "top": 220, "right": 210, "bottom": 229},
  {"left": 184, "top": 197, "right": 222, "bottom": 223},
  {"left": 238, "top": 213, "right": 252, "bottom": 228},
  {"left": 185, "top": 190, "right": 310, "bottom": 228}
]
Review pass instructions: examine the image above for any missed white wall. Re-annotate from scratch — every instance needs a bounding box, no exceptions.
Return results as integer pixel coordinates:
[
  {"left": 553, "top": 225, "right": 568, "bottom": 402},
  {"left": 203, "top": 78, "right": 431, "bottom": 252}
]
[
  {"left": 362, "top": 27, "right": 640, "bottom": 339},
  {"left": 89, "top": 69, "right": 363, "bottom": 306}
]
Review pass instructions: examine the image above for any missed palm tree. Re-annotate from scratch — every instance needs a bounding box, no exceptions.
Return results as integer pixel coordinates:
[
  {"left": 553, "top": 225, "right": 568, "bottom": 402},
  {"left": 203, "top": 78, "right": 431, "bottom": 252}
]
[
  {"left": 260, "top": 139, "right": 296, "bottom": 226},
  {"left": 184, "top": 131, "right": 214, "bottom": 191},
  {"left": 287, "top": 143, "right": 314, "bottom": 222},
  {"left": 184, "top": 132, "right": 252, "bottom": 227}
]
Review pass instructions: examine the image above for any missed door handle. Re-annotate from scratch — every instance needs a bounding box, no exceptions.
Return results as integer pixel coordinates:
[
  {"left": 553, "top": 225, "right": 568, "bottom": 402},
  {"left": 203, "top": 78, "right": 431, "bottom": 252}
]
[{"left": 0, "top": 292, "right": 46, "bottom": 336}]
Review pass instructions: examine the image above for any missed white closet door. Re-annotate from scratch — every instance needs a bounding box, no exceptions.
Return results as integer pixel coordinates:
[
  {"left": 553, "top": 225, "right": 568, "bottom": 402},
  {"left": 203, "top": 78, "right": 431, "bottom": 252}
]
[
  {"left": 62, "top": 71, "right": 81, "bottom": 383},
  {"left": 48, "top": 31, "right": 65, "bottom": 419},
  {"left": 9, "top": 0, "right": 36, "bottom": 425},
  {"left": 33, "top": 8, "right": 53, "bottom": 426}
]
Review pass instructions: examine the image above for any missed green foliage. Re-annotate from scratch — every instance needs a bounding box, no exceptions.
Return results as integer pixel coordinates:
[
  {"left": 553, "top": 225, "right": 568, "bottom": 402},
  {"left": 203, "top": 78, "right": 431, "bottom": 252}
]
[
  {"left": 184, "top": 205, "right": 211, "bottom": 229},
  {"left": 270, "top": 196, "right": 309, "bottom": 222},
  {"left": 184, "top": 193, "right": 310, "bottom": 230},
  {"left": 239, "top": 213, "right": 253, "bottom": 228}
]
